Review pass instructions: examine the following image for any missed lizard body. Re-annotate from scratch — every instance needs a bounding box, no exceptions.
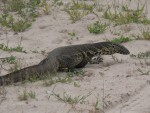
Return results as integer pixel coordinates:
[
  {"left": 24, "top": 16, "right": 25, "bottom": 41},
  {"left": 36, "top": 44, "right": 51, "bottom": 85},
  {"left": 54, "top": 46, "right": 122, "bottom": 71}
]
[{"left": 0, "top": 42, "right": 130, "bottom": 85}]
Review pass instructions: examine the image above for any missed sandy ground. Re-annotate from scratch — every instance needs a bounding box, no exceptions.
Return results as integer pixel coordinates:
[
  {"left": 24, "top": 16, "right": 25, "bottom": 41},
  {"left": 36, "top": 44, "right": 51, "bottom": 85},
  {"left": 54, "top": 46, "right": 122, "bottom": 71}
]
[{"left": 0, "top": 0, "right": 150, "bottom": 113}]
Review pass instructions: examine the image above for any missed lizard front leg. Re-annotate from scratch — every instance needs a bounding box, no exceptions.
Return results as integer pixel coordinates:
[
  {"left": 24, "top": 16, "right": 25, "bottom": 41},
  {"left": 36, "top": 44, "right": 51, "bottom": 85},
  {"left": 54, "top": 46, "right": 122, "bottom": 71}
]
[
  {"left": 90, "top": 55, "right": 103, "bottom": 64},
  {"left": 75, "top": 51, "right": 93, "bottom": 68}
]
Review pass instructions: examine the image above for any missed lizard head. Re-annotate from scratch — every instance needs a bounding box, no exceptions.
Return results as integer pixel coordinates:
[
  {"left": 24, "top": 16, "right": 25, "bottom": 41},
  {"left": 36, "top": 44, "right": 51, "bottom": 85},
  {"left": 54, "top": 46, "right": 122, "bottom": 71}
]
[
  {"left": 111, "top": 43, "right": 130, "bottom": 55},
  {"left": 93, "top": 42, "right": 130, "bottom": 55}
]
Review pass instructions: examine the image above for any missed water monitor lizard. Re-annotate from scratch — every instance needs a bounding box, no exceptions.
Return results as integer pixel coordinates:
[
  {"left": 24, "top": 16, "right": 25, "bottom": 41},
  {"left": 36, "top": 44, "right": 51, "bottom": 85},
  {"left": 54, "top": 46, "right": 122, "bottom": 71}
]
[{"left": 0, "top": 41, "right": 130, "bottom": 85}]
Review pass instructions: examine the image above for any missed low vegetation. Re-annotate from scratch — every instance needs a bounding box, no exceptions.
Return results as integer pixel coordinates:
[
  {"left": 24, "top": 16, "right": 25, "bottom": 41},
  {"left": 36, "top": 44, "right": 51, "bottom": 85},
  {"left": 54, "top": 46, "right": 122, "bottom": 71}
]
[
  {"left": 141, "top": 28, "right": 150, "bottom": 40},
  {"left": 110, "top": 36, "right": 132, "bottom": 44},
  {"left": 68, "top": 32, "right": 76, "bottom": 37},
  {"left": 64, "top": 0, "right": 94, "bottom": 23},
  {"left": 0, "top": 43, "right": 25, "bottom": 52},
  {"left": 18, "top": 90, "right": 36, "bottom": 101},
  {"left": 49, "top": 91, "right": 92, "bottom": 105},
  {"left": 43, "top": 76, "right": 72, "bottom": 86},
  {"left": 103, "top": 4, "right": 150, "bottom": 25},
  {"left": 130, "top": 51, "right": 150, "bottom": 59},
  {"left": 1, "top": 56, "right": 16, "bottom": 64},
  {"left": 0, "top": 0, "right": 51, "bottom": 32},
  {"left": 88, "top": 21, "right": 108, "bottom": 34}
]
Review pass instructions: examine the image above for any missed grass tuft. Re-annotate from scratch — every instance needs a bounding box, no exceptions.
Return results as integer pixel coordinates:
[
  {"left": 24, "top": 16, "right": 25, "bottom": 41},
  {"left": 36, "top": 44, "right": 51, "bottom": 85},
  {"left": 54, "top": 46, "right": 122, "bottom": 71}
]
[
  {"left": 0, "top": 43, "right": 25, "bottom": 52},
  {"left": 88, "top": 21, "right": 108, "bottom": 34},
  {"left": 130, "top": 51, "right": 150, "bottom": 59},
  {"left": 49, "top": 91, "right": 92, "bottom": 105},
  {"left": 103, "top": 3, "right": 150, "bottom": 25},
  {"left": 64, "top": 0, "right": 94, "bottom": 23},
  {"left": 1, "top": 56, "right": 16, "bottom": 64},
  {"left": 110, "top": 36, "right": 132, "bottom": 44},
  {"left": 18, "top": 90, "right": 36, "bottom": 101},
  {"left": 141, "top": 28, "right": 150, "bottom": 40}
]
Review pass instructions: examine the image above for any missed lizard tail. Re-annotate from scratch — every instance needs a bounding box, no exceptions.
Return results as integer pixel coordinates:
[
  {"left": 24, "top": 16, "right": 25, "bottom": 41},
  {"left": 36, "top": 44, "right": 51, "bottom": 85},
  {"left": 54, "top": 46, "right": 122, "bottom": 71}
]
[
  {"left": 93, "top": 42, "right": 130, "bottom": 55},
  {"left": 0, "top": 59, "right": 58, "bottom": 85}
]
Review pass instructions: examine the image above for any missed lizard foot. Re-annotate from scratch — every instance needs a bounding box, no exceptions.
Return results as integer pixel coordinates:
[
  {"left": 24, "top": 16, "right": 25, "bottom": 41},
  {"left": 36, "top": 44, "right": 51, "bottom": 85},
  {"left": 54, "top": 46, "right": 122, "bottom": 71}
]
[{"left": 90, "top": 56, "right": 103, "bottom": 64}]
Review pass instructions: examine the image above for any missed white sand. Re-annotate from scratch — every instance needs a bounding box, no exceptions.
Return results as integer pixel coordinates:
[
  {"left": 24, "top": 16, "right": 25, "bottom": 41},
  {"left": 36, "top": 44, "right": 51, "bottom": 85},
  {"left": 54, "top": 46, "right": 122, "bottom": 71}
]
[{"left": 0, "top": 0, "right": 150, "bottom": 113}]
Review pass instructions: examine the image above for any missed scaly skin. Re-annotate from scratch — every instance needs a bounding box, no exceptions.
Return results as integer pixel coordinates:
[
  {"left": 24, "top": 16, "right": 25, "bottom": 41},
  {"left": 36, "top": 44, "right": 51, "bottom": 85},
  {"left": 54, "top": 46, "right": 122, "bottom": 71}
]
[{"left": 0, "top": 42, "right": 130, "bottom": 85}]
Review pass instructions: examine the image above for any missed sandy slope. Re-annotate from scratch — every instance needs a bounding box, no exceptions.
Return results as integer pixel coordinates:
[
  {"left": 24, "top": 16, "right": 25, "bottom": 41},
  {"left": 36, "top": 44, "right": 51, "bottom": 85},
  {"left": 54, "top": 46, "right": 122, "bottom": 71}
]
[{"left": 0, "top": 0, "right": 150, "bottom": 113}]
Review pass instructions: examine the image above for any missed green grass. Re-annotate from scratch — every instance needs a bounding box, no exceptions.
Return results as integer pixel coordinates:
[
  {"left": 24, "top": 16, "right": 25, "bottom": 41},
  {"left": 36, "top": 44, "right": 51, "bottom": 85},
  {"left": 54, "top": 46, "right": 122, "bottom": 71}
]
[
  {"left": 141, "top": 28, "right": 150, "bottom": 40},
  {"left": 0, "top": 43, "right": 25, "bottom": 52},
  {"left": 88, "top": 21, "right": 108, "bottom": 34},
  {"left": 18, "top": 90, "right": 29, "bottom": 101},
  {"left": 130, "top": 51, "right": 150, "bottom": 59},
  {"left": 18, "top": 90, "right": 36, "bottom": 101},
  {"left": 41, "top": 0, "right": 51, "bottom": 15},
  {"left": 1, "top": 56, "right": 16, "bottom": 64},
  {"left": 8, "top": 0, "right": 26, "bottom": 12},
  {"left": 43, "top": 69, "right": 85, "bottom": 87},
  {"left": 103, "top": 3, "right": 150, "bottom": 25},
  {"left": 0, "top": 0, "right": 51, "bottom": 32},
  {"left": 64, "top": 0, "right": 94, "bottom": 23},
  {"left": 44, "top": 76, "right": 72, "bottom": 86},
  {"left": 110, "top": 36, "right": 132, "bottom": 44},
  {"left": 12, "top": 19, "right": 32, "bottom": 32},
  {"left": 49, "top": 91, "right": 92, "bottom": 105},
  {"left": 0, "top": 14, "right": 31, "bottom": 32},
  {"left": 67, "top": 69, "right": 85, "bottom": 77},
  {"left": 65, "top": 9, "right": 85, "bottom": 23},
  {"left": 68, "top": 32, "right": 76, "bottom": 36},
  {"left": 69, "top": 0, "right": 94, "bottom": 11},
  {"left": 28, "top": 91, "right": 36, "bottom": 99},
  {"left": 0, "top": 14, "right": 14, "bottom": 28}
]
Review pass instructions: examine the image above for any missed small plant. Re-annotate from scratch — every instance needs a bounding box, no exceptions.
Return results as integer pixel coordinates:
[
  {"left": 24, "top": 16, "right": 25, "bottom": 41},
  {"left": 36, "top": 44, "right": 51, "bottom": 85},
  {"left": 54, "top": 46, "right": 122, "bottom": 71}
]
[
  {"left": 68, "top": 32, "right": 76, "bottom": 36},
  {"left": 91, "top": 95, "right": 102, "bottom": 112},
  {"left": 32, "top": 50, "right": 39, "bottom": 53},
  {"left": 110, "top": 36, "right": 132, "bottom": 44},
  {"left": 67, "top": 69, "right": 85, "bottom": 77},
  {"left": 12, "top": 19, "right": 32, "bottom": 32},
  {"left": 1, "top": 56, "right": 16, "bottom": 64},
  {"left": 141, "top": 28, "right": 150, "bottom": 40},
  {"left": 18, "top": 90, "right": 28, "bottom": 101},
  {"left": 49, "top": 91, "right": 92, "bottom": 105},
  {"left": 64, "top": 0, "right": 94, "bottom": 23},
  {"left": 0, "top": 14, "right": 14, "bottom": 28},
  {"left": 9, "top": 62, "right": 21, "bottom": 72},
  {"left": 88, "top": 21, "right": 108, "bottom": 34},
  {"left": 74, "top": 82, "right": 80, "bottom": 87},
  {"left": 18, "top": 90, "right": 36, "bottom": 101},
  {"left": 8, "top": 0, "right": 26, "bottom": 12},
  {"left": 65, "top": 9, "right": 84, "bottom": 23},
  {"left": 137, "top": 68, "right": 150, "bottom": 75},
  {"left": 0, "top": 87, "right": 7, "bottom": 104},
  {"left": 0, "top": 14, "right": 31, "bottom": 32},
  {"left": 103, "top": 3, "right": 150, "bottom": 25},
  {"left": 130, "top": 51, "right": 150, "bottom": 59},
  {"left": 69, "top": 0, "right": 94, "bottom": 11},
  {"left": 44, "top": 76, "right": 72, "bottom": 86},
  {"left": 28, "top": 91, "right": 36, "bottom": 99},
  {"left": 27, "top": 74, "right": 41, "bottom": 82},
  {"left": 41, "top": 0, "right": 51, "bottom": 15},
  {"left": 0, "top": 0, "right": 51, "bottom": 32},
  {"left": 0, "top": 43, "right": 25, "bottom": 53}
]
